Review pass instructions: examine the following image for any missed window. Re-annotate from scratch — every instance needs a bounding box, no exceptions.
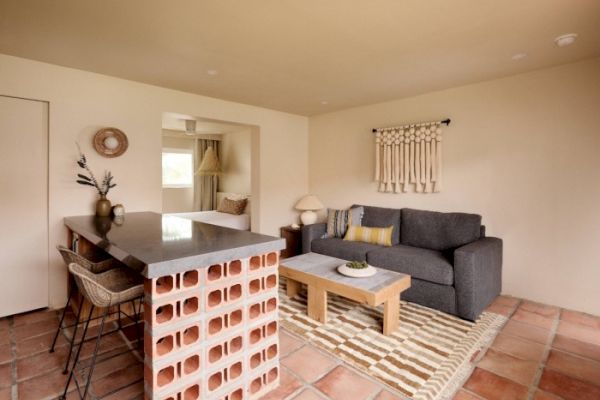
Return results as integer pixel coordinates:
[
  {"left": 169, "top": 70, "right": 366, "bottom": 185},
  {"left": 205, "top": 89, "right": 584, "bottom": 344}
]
[{"left": 162, "top": 149, "right": 193, "bottom": 188}]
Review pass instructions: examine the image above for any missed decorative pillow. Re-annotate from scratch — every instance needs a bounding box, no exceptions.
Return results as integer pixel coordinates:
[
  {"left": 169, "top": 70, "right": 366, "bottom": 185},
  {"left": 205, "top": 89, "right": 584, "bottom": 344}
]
[
  {"left": 217, "top": 198, "right": 247, "bottom": 215},
  {"left": 326, "top": 206, "right": 364, "bottom": 238},
  {"left": 343, "top": 225, "right": 393, "bottom": 246}
]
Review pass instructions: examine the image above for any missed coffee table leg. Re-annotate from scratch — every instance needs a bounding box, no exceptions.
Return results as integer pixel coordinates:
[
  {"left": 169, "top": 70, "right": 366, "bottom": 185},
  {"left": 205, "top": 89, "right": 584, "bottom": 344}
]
[
  {"left": 286, "top": 279, "right": 301, "bottom": 298},
  {"left": 307, "top": 285, "right": 327, "bottom": 323},
  {"left": 383, "top": 297, "right": 400, "bottom": 336}
]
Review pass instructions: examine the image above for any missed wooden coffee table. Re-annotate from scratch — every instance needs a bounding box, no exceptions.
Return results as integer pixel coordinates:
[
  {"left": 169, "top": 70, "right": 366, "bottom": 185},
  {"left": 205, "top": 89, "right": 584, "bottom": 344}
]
[{"left": 280, "top": 252, "right": 411, "bottom": 336}]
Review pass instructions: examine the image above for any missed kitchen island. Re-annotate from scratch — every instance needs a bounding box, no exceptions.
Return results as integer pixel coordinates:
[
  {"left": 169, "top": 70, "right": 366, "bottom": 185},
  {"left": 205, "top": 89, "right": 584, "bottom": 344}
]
[{"left": 64, "top": 212, "right": 285, "bottom": 400}]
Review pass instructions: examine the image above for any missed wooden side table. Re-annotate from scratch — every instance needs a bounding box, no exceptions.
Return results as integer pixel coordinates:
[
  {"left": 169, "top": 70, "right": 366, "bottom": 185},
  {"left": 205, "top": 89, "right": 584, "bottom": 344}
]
[{"left": 280, "top": 225, "right": 303, "bottom": 258}]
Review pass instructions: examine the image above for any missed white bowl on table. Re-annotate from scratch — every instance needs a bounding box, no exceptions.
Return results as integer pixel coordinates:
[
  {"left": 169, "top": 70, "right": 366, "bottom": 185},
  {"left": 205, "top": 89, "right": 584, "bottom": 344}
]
[{"left": 337, "top": 263, "right": 377, "bottom": 278}]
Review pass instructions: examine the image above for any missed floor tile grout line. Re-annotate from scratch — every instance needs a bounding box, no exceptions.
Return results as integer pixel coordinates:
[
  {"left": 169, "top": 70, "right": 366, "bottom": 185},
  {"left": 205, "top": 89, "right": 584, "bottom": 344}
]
[
  {"left": 287, "top": 384, "right": 331, "bottom": 400},
  {"left": 526, "top": 305, "right": 560, "bottom": 400},
  {"left": 279, "top": 344, "right": 337, "bottom": 400},
  {"left": 473, "top": 299, "right": 565, "bottom": 389}
]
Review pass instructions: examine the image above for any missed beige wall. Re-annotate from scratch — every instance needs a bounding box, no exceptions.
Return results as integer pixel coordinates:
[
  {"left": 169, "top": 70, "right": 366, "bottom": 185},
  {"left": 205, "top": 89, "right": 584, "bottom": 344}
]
[
  {"left": 0, "top": 53, "right": 308, "bottom": 309},
  {"left": 220, "top": 129, "right": 252, "bottom": 195},
  {"left": 309, "top": 57, "right": 600, "bottom": 314},
  {"left": 161, "top": 135, "right": 195, "bottom": 213}
]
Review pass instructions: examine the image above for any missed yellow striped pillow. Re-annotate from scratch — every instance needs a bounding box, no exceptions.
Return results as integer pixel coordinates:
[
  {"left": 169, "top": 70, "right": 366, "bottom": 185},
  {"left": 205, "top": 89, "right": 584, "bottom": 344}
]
[{"left": 343, "top": 225, "right": 393, "bottom": 246}]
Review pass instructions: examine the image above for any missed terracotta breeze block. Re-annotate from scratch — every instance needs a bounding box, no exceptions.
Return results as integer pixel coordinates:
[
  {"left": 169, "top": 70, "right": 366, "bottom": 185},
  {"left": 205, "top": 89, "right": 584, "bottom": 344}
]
[
  {"left": 206, "top": 358, "right": 244, "bottom": 395},
  {"left": 222, "top": 386, "right": 244, "bottom": 400},
  {"left": 205, "top": 281, "right": 244, "bottom": 311},
  {"left": 248, "top": 252, "right": 279, "bottom": 275},
  {"left": 247, "top": 365, "right": 280, "bottom": 399},
  {"left": 145, "top": 321, "right": 203, "bottom": 362},
  {"left": 248, "top": 320, "right": 278, "bottom": 348},
  {"left": 247, "top": 297, "right": 278, "bottom": 323},
  {"left": 144, "top": 252, "right": 280, "bottom": 400},
  {"left": 206, "top": 308, "right": 245, "bottom": 338},
  {"left": 248, "top": 273, "right": 278, "bottom": 297},
  {"left": 206, "top": 333, "right": 244, "bottom": 369},
  {"left": 248, "top": 342, "right": 278, "bottom": 371},
  {"left": 158, "top": 382, "right": 201, "bottom": 400},
  {"left": 145, "top": 295, "right": 201, "bottom": 330},
  {"left": 144, "top": 269, "right": 202, "bottom": 298},
  {"left": 145, "top": 352, "right": 202, "bottom": 392}
]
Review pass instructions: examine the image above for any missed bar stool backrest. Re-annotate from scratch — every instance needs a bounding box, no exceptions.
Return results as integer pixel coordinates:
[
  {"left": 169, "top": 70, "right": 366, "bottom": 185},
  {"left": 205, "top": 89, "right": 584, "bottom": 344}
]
[
  {"left": 57, "top": 245, "right": 118, "bottom": 274},
  {"left": 68, "top": 263, "right": 115, "bottom": 308}
]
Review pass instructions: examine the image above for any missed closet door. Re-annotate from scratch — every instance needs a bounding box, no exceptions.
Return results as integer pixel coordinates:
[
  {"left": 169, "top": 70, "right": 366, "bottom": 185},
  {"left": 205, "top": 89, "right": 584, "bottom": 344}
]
[{"left": 0, "top": 96, "right": 49, "bottom": 317}]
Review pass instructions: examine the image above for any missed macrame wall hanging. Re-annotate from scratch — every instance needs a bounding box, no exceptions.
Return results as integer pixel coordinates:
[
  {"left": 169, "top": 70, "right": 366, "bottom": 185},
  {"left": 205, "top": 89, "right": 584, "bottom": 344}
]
[{"left": 373, "top": 118, "right": 450, "bottom": 193}]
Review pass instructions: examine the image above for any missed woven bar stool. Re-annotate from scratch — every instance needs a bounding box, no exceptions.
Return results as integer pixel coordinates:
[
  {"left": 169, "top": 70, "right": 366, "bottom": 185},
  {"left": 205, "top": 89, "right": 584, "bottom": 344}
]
[
  {"left": 60, "top": 262, "right": 144, "bottom": 400},
  {"left": 51, "top": 246, "right": 126, "bottom": 374}
]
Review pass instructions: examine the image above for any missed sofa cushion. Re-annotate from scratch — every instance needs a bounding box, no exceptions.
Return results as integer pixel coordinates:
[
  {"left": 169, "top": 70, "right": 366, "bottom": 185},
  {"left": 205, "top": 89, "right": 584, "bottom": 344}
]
[
  {"left": 344, "top": 225, "right": 393, "bottom": 246},
  {"left": 311, "top": 238, "right": 382, "bottom": 262},
  {"left": 400, "top": 208, "right": 481, "bottom": 251},
  {"left": 367, "top": 245, "right": 454, "bottom": 285},
  {"left": 352, "top": 204, "right": 401, "bottom": 245},
  {"left": 326, "top": 206, "right": 364, "bottom": 238}
]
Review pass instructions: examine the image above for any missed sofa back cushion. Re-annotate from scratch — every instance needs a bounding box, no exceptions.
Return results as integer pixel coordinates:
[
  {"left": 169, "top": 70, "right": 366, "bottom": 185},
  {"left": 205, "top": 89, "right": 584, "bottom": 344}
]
[
  {"left": 400, "top": 208, "right": 481, "bottom": 251},
  {"left": 352, "top": 205, "right": 401, "bottom": 245}
]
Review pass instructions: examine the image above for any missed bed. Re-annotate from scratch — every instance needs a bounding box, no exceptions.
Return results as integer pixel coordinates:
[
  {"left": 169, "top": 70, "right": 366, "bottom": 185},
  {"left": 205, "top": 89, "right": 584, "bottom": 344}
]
[{"left": 168, "top": 193, "right": 251, "bottom": 231}]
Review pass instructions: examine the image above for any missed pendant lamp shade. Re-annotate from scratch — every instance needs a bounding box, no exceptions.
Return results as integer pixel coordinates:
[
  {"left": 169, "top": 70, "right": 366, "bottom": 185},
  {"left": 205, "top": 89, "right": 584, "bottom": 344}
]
[{"left": 195, "top": 147, "right": 222, "bottom": 176}]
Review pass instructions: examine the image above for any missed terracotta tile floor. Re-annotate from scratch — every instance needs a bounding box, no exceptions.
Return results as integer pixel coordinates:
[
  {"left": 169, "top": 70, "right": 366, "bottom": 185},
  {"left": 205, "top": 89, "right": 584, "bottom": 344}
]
[{"left": 1, "top": 296, "right": 599, "bottom": 400}]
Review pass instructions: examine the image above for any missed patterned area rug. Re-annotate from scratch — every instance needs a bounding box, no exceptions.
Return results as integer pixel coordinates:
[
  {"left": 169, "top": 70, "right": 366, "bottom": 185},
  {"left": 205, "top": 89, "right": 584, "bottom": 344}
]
[{"left": 278, "top": 278, "right": 507, "bottom": 400}]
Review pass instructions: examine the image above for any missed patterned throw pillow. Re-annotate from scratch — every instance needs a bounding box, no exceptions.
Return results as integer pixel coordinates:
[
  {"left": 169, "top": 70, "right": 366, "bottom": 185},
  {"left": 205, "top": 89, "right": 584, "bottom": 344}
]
[
  {"left": 217, "top": 198, "right": 248, "bottom": 215},
  {"left": 343, "top": 225, "right": 393, "bottom": 246},
  {"left": 326, "top": 206, "right": 364, "bottom": 238}
]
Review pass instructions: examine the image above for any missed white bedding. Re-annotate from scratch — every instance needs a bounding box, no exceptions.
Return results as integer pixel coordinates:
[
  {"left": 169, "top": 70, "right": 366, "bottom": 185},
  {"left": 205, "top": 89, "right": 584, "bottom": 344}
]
[{"left": 169, "top": 210, "right": 251, "bottom": 231}]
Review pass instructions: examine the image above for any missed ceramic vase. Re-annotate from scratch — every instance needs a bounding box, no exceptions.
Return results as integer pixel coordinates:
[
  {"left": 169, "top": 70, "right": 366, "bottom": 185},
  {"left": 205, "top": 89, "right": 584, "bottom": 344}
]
[{"left": 96, "top": 194, "right": 112, "bottom": 217}]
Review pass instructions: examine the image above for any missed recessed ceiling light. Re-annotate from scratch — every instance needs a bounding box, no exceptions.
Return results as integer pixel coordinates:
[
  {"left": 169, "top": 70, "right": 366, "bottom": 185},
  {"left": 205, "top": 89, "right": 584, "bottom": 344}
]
[
  {"left": 554, "top": 33, "right": 577, "bottom": 47},
  {"left": 511, "top": 53, "right": 527, "bottom": 61},
  {"left": 207, "top": 69, "right": 219, "bottom": 76},
  {"left": 320, "top": 100, "right": 329, "bottom": 105}
]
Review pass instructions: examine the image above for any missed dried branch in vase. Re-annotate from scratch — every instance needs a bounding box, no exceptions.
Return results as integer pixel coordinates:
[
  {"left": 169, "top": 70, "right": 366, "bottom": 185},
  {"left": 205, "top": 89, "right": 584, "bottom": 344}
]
[{"left": 75, "top": 143, "right": 117, "bottom": 196}]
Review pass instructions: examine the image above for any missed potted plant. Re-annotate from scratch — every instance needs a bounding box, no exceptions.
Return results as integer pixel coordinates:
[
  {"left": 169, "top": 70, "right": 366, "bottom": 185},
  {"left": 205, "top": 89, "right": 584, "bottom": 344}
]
[{"left": 75, "top": 147, "right": 117, "bottom": 217}]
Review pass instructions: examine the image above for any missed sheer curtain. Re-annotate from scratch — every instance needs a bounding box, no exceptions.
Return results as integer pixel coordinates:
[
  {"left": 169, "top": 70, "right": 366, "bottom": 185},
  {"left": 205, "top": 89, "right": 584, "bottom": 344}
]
[{"left": 193, "top": 139, "right": 220, "bottom": 211}]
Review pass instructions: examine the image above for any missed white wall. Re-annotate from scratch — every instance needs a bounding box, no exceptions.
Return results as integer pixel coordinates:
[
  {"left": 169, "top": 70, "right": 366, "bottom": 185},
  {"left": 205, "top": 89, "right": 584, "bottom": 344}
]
[
  {"left": 161, "top": 135, "right": 195, "bottom": 213},
  {"left": 220, "top": 129, "right": 252, "bottom": 195},
  {"left": 308, "top": 57, "right": 600, "bottom": 314},
  {"left": 0, "top": 53, "right": 308, "bottom": 309}
]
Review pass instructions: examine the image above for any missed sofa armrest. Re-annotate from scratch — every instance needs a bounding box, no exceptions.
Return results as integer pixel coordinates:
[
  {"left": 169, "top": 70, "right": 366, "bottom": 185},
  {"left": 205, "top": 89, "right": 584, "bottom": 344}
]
[
  {"left": 301, "top": 223, "right": 327, "bottom": 253},
  {"left": 454, "top": 237, "right": 503, "bottom": 321}
]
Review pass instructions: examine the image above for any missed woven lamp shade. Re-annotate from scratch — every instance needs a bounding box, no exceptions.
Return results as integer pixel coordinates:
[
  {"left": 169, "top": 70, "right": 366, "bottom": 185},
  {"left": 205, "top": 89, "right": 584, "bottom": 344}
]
[{"left": 195, "top": 147, "right": 222, "bottom": 176}]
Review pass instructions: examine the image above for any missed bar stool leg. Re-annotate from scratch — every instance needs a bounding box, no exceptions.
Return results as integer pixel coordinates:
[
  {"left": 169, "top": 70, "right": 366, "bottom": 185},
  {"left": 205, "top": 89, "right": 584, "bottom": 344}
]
[
  {"left": 61, "top": 305, "right": 94, "bottom": 400},
  {"left": 50, "top": 289, "right": 72, "bottom": 353},
  {"left": 117, "top": 303, "right": 122, "bottom": 330},
  {"left": 62, "top": 299, "right": 84, "bottom": 374},
  {"left": 131, "top": 300, "right": 141, "bottom": 348},
  {"left": 82, "top": 307, "right": 110, "bottom": 400}
]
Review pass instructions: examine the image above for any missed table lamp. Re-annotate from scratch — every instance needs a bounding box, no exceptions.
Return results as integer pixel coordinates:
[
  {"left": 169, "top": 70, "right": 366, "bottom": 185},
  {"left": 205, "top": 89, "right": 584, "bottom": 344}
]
[{"left": 295, "top": 195, "right": 324, "bottom": 225}]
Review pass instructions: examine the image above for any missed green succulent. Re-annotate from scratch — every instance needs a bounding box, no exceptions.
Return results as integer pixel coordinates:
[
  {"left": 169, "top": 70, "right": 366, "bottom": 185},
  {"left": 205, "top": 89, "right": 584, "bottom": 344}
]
[{"left": 346, "top": 261, "right": 368, "bottom": 269}]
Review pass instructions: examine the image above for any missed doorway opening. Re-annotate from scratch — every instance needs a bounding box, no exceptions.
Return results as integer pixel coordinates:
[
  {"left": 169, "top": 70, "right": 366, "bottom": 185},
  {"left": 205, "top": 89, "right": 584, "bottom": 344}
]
[{"left": 161, "top": 112, "right": 259, "bottom": 232}]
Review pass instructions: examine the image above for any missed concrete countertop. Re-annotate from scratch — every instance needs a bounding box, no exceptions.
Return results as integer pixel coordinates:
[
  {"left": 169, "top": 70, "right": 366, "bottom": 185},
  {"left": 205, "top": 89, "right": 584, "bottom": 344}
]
[{"left": 64, "top": 212, "right": 285, "bottom": 278}]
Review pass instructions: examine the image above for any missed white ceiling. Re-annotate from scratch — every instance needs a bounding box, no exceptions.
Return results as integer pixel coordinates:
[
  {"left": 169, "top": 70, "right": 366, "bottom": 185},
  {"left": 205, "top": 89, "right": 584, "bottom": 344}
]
[{"left": 1, "top": 0, "right": 599, "bottom": 115}]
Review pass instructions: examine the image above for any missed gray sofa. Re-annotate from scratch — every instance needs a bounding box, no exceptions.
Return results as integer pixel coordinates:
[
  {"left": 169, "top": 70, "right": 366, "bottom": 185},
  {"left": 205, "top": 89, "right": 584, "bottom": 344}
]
[{"left": 301, "top": 205, "right": 502, "bottom": 321}]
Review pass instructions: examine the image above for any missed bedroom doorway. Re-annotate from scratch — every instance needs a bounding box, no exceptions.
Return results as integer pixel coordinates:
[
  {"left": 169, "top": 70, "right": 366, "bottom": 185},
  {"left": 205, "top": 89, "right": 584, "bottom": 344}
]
[{"left": 161, "top": 113, "right": 257, "bottom": 231}]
